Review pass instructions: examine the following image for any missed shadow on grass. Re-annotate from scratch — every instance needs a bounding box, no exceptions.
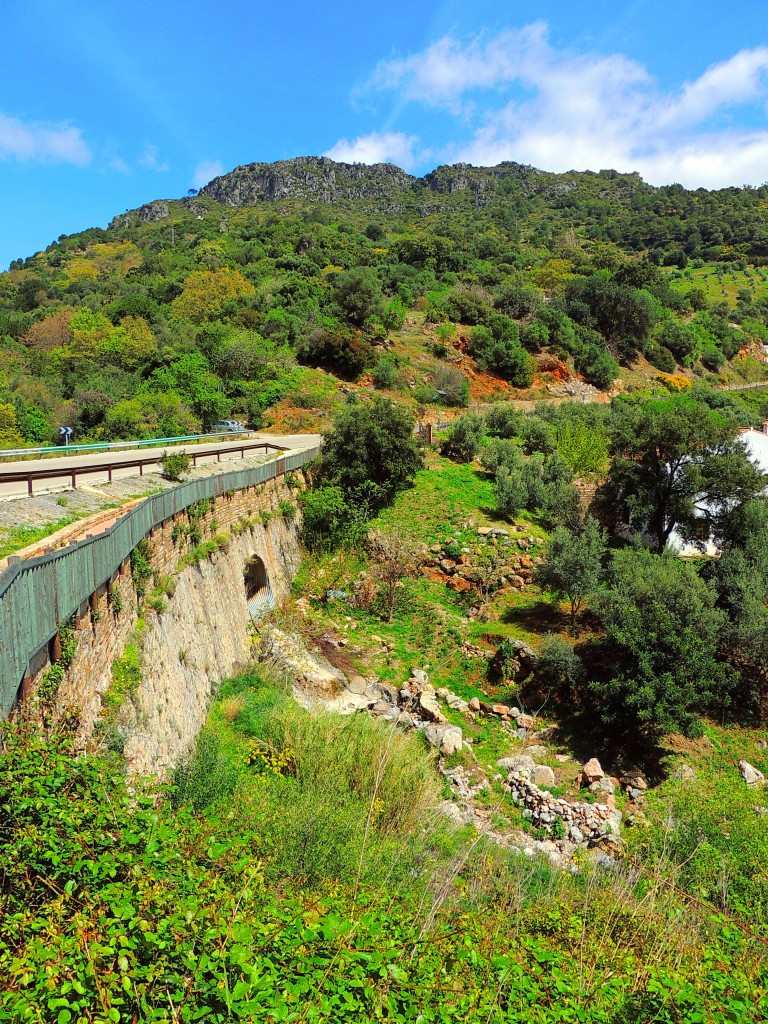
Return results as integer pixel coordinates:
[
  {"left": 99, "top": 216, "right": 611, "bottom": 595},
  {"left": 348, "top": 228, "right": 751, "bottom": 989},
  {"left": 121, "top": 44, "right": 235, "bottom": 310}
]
[{"left": 500, "top": 599, "right": 568, "bottom": 635}]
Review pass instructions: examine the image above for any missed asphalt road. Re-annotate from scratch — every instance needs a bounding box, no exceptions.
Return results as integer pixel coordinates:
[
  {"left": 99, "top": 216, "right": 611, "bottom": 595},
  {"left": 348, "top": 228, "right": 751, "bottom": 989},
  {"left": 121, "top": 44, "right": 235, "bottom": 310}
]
[{"left": 0, "top": 433, "right": 322, "bottom": 499}]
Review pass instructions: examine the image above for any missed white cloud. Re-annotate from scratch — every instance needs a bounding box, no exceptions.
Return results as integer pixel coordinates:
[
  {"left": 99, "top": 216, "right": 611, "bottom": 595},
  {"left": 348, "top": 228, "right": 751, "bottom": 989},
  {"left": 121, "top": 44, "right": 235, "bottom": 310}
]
[
  {"left": 363, "top": 27, "right": 768, "bottom": 188},
  {"left": 192, "top": 159, "right": 224, "bottom": 189},
  {"left": 0, "top": 112, "right": 91, "bottom": 165},
  {"left": 324, "top": 131, "right": 421, "bottom": 168},
  {"left": 139, "top": 143, "right": 170, "bottom": 173}
]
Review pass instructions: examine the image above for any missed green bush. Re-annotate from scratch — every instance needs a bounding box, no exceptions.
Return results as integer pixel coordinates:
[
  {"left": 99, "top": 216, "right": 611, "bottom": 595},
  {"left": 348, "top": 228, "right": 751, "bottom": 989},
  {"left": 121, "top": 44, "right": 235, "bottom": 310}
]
[
  {"left": 300, "top": 484, "right": 360, "bottom": 551},
  {"left": 441, "top": 412, "right": 485, "bottom": 462},
  {"left": 161, "top": 449, "right": 191, "bottom": 481},
  {"left": 371, "top": 355, "right": 400, "bottom": 389},
  {"left": 433, "top": 363, "right": 470, "bottom": 406}
]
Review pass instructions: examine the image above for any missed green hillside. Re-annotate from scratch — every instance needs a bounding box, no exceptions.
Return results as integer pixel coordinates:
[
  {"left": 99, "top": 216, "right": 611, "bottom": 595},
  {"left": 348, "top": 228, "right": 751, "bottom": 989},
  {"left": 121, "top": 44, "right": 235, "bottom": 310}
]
[{"left": 2, "top": 156, "right": 768, "bottom": 448}]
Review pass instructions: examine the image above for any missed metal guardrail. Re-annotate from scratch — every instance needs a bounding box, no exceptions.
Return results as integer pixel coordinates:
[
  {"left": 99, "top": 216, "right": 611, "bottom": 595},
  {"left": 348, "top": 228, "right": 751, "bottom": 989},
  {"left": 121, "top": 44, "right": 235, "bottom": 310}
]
[
  {"left": 0, "top": 444, "right": 321, "bottom": 718},
  {"left": 0, "top": 430, "right": 252, "bottom": 460},
  {"left": 0, "top": 439, "right": 279, "bottom": 495}
]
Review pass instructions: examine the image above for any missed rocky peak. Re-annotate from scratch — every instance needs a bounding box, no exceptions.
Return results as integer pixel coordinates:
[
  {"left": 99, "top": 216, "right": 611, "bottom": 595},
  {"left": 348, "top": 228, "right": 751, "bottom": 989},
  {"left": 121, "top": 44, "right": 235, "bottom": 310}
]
[{"left": 198, "top": 155, "right": 417, "bottom": 207}]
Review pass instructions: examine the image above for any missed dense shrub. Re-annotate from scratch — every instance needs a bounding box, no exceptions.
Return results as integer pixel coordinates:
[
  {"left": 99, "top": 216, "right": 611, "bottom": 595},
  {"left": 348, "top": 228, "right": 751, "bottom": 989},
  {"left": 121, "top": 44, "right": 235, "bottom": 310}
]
[
  {"left": 321, "top": 396, "right": 423, "bottom": 508},
  {"left": 441, "top": 412, "right": 486, "bottom": 462}
]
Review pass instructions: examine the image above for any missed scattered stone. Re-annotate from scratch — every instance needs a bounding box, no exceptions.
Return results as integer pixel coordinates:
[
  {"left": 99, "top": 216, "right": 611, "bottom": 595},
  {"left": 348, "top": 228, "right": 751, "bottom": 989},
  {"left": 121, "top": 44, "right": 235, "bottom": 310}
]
[
  {"left": 418, "top": 690, "right": 446, "bottom": 723},
  {"left": 590, "top": 777, "right": 615, "bottom": 796},
  {"left": 620, "top": 772, "right": 648, "bottom": 791},
  {"left": 531, "top": 765, "right": 556, "bottom": 787},
  {"left": 497, "top": 754, "right": 535, "bottom": 775},
  {"left": 739, "top": 759, "right": 766, "bottom": 786},
  {"left": 581, "top": 758, "right": 604, "bottom": 784},
  {"left": 424, "top": 723, "right": 464, "bottom": 756},
  {"left": 555, "top": 754, "right": 571, "bottom": 763},
  {"left": 347, "top": 675, "right": 370, "bottom": 695},
  {"left": 525, "top": 744, "right": 548, "bottom": 758},
  {"left": 489, "top": 637, "right": 537, "bottom": 683},
  {"left": 468, "top": 696, "right": 481, "bottom": 712},
  {"left": 411, "top": 669, "right": 429, "bottom": 685},
  {"left": 477, "top": 527, "right": 492, "bottom": 536},
  {"left": 672, "top": 764, "right": 696, "bottom": 782},
  {"left": 369, "top": 700, "right": 393, "bottom": 717},
  {"left": 437, "top": 800, "right": 472, "bottom": 826},
  {"left": 516, "top": 713, "right": 535, "bottom": 730}
]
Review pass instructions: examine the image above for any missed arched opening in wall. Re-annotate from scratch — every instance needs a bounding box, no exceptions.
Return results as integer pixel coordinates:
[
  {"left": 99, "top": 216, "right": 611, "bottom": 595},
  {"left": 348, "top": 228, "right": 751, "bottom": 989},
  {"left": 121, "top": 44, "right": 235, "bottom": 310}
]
[{"left": 244, "top": 554, "right": 274, "bottom": 620}]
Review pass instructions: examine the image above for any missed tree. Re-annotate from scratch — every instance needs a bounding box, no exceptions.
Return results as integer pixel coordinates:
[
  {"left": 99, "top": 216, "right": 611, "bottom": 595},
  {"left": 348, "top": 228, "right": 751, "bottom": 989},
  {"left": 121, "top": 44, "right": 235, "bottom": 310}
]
[
  {"left": 606, "top": 396, "right": 764, "bottom": 552},
  {"left": 146, "top": 353, "right": 229, "bottom": 430},
  {"left": 468, "top": 323, "right": 536, "bottom": 386},
  {"left": 367, "top": 528, "right": 421, "bottom": 621},
  {"left": 321, "top": 397, "right": 423, "bottom": 509},
  {"left": 171, "top": 268, "right": 255, "bottom": 323},
  {"left": 712, "top": 498, "right": 768, "bottom": 709},
  {"left": 565, "top": 276, "right": 655, "bottom": 358},
  {"left": 0, "top": 403, "right": 25, "bottom": 448},
  {"left": 441, "top": 413, "right": 485, "bottom": 462},
  {"left": 590, "top": 549, "right": 727, "bottom": 737},
  {"left": 535, "top": 517, "right": 606, "bottom": 624},
  {"left": 329, "top": 268, "right": 383, "bottom": 327}
]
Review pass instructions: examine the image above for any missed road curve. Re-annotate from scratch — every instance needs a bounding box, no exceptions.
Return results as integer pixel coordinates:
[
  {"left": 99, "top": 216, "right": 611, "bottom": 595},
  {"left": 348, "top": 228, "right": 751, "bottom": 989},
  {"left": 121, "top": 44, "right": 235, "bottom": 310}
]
[{"left": 0, "top": 432, "right": 322, "bottom": 499}]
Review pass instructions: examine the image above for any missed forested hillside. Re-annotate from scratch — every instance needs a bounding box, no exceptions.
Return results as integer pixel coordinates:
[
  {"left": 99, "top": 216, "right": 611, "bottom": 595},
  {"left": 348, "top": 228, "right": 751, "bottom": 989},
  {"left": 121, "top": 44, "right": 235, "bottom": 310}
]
[{"left": 2, "top": 156, "right": 768, "bottom": 447}]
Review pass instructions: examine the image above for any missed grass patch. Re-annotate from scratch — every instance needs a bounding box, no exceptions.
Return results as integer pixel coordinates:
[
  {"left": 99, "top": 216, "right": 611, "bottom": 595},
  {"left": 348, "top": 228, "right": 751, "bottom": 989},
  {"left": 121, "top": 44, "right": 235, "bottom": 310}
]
[
  {"left": 0, "top": 517, "right": 76, "bottom": 559},
  {"left": 174, "top": 668, "right": 444, "bottom": 888}
]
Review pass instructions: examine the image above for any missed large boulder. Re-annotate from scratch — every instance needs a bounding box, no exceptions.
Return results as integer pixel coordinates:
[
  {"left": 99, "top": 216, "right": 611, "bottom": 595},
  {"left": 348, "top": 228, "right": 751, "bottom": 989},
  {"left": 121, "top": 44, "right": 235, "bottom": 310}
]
[
  {"left": 424, "top": 723, "right": 464, "bottom": 756},
  {"left": 260, "top": 627, "right": 346, "bottom": 699},
  {"left": 581, "top": 758, "right": 604, "bottom": 785},
  {"left": 740, "top": 760, "right": 766, "bottom": 786}
]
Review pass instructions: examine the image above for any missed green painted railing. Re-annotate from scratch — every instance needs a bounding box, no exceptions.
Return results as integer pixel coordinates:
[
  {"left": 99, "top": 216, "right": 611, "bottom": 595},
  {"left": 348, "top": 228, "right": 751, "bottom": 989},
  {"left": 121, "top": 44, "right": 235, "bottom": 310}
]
[{"left": 0, "top": 445, "right": 320, "bottom": 718}]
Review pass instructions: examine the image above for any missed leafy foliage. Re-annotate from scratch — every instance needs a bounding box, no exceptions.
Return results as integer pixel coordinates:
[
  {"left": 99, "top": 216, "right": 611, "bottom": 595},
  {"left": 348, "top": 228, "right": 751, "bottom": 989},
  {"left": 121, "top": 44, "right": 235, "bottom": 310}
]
[
  {"left": 591, "top": 550, "right": 728, "bottom": 737},
  {"left": 320, "top": 397, "right": 423, "bottom": 508}
]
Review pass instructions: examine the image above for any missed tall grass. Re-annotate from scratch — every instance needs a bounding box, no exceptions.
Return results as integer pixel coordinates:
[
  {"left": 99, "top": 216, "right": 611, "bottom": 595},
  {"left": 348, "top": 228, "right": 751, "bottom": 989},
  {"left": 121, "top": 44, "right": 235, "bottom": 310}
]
[{"left": 172, "top": 669, "right": 441, "bottom": 886}]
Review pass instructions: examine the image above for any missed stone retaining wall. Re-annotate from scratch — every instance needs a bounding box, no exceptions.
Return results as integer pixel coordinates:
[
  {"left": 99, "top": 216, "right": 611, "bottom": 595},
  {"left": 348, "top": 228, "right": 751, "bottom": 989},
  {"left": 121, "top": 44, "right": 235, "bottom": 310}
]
[{"left": 25, "top": 473, "right": 304, "bottom": 773}]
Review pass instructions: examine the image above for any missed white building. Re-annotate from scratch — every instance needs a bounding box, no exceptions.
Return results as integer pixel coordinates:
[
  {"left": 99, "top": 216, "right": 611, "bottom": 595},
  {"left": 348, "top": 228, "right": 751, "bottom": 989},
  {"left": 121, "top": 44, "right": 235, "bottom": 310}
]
[{"left": 669, "top": 424, "right": 768, "bottom": 556}]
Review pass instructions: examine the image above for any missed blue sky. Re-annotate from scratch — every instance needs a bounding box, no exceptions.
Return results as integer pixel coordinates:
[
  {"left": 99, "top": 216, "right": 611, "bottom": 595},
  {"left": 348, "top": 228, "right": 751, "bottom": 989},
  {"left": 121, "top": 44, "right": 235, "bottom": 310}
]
[{"left": 2, "top": 0, "right": 768, "bottom": 269}]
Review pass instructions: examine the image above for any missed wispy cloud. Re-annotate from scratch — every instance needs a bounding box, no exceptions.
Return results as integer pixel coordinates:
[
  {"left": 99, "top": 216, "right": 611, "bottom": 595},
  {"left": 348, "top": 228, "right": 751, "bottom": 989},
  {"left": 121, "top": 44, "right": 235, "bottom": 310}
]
[
  {"left": 324, "top": 130, "right": 422, "bottom": 169},
  {"left": 138, "top": 143, "right": 170, "bottom": 172},
  {"left": 359, "top": 27, "right": 768, "bottom": 188},
  {"left": 0, "top": 112, "right": 91, "bottom": 165},
  {"left": 192, "top": 158, "right": 224, "bottom": 189}
]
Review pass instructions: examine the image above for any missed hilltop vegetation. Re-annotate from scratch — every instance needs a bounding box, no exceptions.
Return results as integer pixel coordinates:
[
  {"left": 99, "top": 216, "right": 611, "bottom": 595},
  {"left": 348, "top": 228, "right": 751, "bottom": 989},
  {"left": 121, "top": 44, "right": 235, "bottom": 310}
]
[{"left": 2, "top": 157, "right": 768, "bottom": 447}]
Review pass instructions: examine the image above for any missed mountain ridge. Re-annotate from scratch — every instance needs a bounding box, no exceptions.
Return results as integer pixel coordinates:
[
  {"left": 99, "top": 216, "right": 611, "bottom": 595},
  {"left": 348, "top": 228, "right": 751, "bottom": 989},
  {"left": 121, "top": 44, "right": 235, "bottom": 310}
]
[{"left": 111, "top": 154, "right": 648, "bottom": 228}]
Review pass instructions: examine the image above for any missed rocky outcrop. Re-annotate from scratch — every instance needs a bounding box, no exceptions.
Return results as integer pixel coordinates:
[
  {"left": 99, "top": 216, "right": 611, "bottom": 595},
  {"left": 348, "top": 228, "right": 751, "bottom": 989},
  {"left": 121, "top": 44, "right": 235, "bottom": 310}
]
[
  {"left": 199, "top": 156, "right": 416, "bottom": 208},
  {"left": 110, "top": 200, "right": 170, "bottom": 228}
]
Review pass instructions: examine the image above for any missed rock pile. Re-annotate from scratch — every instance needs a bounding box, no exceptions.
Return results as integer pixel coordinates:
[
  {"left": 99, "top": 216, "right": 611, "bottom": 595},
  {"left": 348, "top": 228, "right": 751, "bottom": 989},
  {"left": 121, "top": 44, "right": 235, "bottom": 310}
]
[
  {"left": 420, "top": 528, "right": 544, "bottom": 596},
  {"left": 505, "top": 770, "right": 622, "bottom": 846}
]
